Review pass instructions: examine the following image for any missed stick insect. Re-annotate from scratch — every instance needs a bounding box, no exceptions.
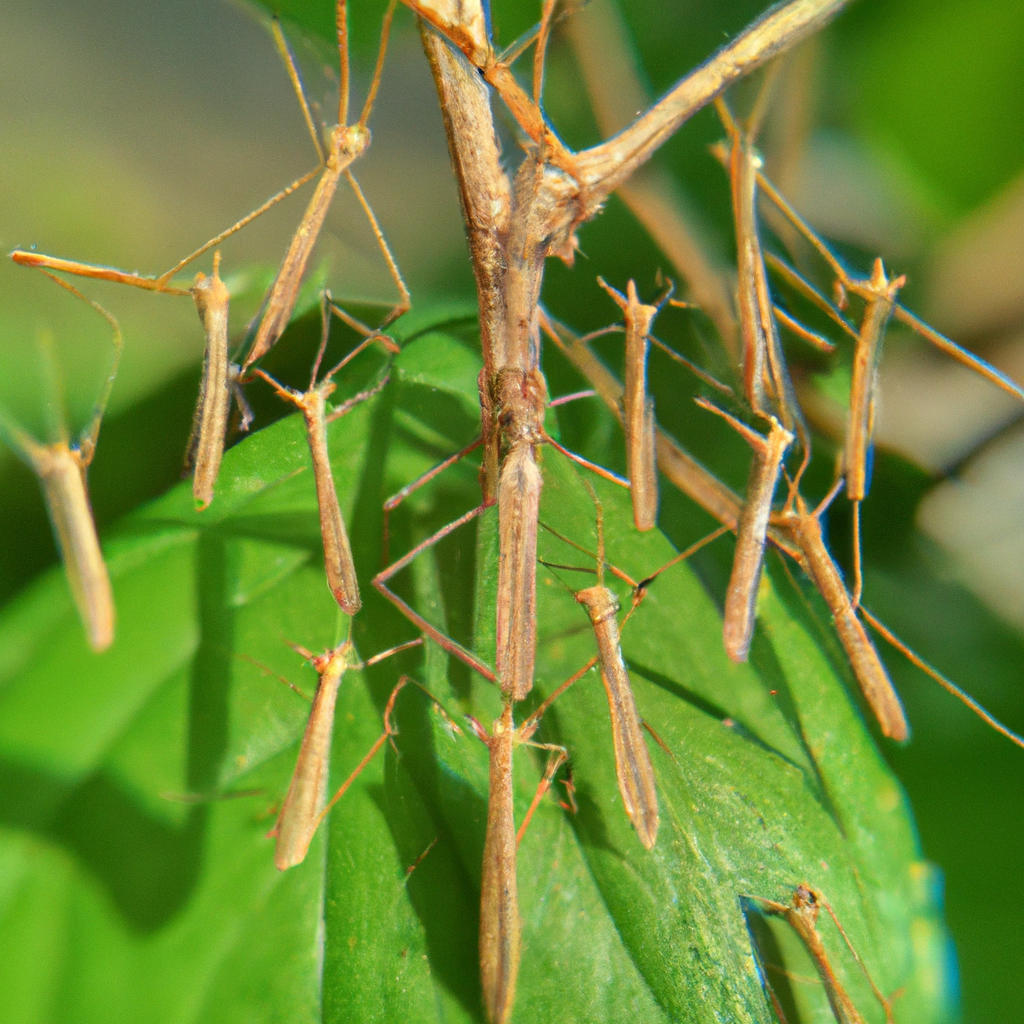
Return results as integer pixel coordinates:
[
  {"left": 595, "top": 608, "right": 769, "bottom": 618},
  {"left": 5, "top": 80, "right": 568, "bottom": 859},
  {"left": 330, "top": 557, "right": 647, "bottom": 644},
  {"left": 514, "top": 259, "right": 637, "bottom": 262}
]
[
  {"left": 744, "top": 884, "right": 895, "bottom": 1024},
  {"left": 775, "top": 478, "right": 1024, "bottom": 749},
  {"left": 696, "top": 398, "right": 794, "bottom": 663},
  {"left": 240, "top": 0, "right": 409, "bottom": 372},
  {"left": 531, "top": 491, "right": 730, "bottom": 849},
  {"left": 253, "top": 290, "right": 397, "bottom": 614},
  {"left": 594, "top": 277, "right": 665, "bottom": 531},
  {"left": 0, "top": 275, "right": 122, "bottom": 651},
  {"left": 713, "top": 93, "right": 811, "bottom": 472},
  {"left": 268, "top": 635, "right": 421, "bottom": 870}
]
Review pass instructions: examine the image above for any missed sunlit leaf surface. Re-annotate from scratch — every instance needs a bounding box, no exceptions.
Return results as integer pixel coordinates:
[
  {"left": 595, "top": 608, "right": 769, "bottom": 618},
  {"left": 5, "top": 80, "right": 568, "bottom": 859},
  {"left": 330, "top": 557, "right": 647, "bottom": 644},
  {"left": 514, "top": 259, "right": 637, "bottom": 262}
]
[{"left": 0, "top": 314, "right": 952, "bottom": 1023}]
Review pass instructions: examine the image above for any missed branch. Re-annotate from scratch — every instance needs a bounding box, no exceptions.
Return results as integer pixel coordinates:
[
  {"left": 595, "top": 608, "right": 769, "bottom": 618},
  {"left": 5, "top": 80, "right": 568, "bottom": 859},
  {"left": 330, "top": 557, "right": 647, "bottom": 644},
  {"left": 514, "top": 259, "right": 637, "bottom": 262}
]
[{"left": 574, "top": 0, "right": 853, "bottom": 204}]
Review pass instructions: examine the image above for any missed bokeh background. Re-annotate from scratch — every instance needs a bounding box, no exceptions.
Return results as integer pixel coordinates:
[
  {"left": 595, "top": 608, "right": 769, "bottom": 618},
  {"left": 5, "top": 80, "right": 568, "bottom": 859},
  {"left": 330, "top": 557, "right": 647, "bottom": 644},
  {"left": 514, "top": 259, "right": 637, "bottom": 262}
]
[{"left": 0, "top": 0, "right": 1021, "bottom": 1019}]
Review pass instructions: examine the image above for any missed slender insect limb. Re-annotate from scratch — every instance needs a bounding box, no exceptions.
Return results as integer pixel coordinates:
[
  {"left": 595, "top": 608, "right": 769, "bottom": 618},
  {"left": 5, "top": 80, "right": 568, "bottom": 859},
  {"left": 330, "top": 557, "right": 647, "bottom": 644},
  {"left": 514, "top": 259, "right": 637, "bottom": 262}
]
[
  {"left": 228, "top": 364, "right": 255, "bottom": 432},
  {"left": 381, "top": 437, "right": 484, "bottom": 562},
  {"left": 746, "top": 884, "right": 895, "bottom": 1024},
  {"left": 271, "top": 640, "right": 421, "bottom": 870},
  {"left": 9, "top": 252, "right": 192, "bottom": 296},
  {"left": 342, "top": 167, "right": 412, "bottom": 332},
  {"left": 532, "top": 0, "right": 558, "bottom": 107},
  {"left": 548, "top": 389, "right": 597, "bottom": 408},
  {"left": 514, "top": 744, "right": 568, "bottom": 847},
  {"left": 596, "top": 277, "right": 660, "bottom": 530},
  {"left": 312, "top": 672, "right": 408, "bottom": 827},
  {"left": 325, "top": 373, "right": 391, "bottom": 424},
  {"left": 0, "top": 277, "right": 122, "bottom": 651},
  {"left": 631, "top": 525, "right": 732, "bottom": 602},
  {"left": 696, "top": 397, "right": 794, "bottom": 662},
  {"left": 271, "top": 18, "right": 327, "bottom": 161},
  {"left": 764, "top": 253, "right": 859, "bottom": 342},
  {"left": 774, "top": 304, "right": 836, "bottom": 354},
  {"left": 519, "top": 657, "right": 599, "bottom": 737},
  {"left": 157, "top": 165, "right": 324, "bottom": 286},
  {"left": 649, "top": 334, "right": 737, "bottom": 396},
  {"left": 373, "top": 501, "right": 499, "bottom": 683},
  {"left": 860, "top": 607, "right": 1024, "bottom": 751},
  {"left": 891, "top": 304, "right": 1024, "bottom": 402},
  {"left": 542, "top": 438, "right": 630, "bottom": 489},
  {"left": 776, "top": 491, "right": 909, "bottom": 742}
]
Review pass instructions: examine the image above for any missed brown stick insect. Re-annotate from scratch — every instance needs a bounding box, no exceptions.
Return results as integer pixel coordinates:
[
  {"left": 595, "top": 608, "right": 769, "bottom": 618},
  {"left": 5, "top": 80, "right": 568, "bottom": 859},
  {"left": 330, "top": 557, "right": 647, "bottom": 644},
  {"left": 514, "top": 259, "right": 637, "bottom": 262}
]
[
  {"left": 240, "top": 0, "right": 410, "bottom": 372},
  {"left": 744, "top": 884, "right": 896, "bottom": 1024},
  {"left": 594, "top": 277, "right": 667, "bottom": 532},
  {"left": 530, "top": 490, "right": 729, "bottom": 849},
  {"left": 0, "top": 274, "right": 122, "bottom": 651},
  {"left": 466, "top": 694, "right": 573, "bottom": 1024},
  {"left": 253, "top": 290, "right": 397, "bottom": 614},
  {"left": 268, "top": 635, "right": 422, "bottom": 870},
  {"left": 695, "top": 398, "right": 794, "bottom": 663},
  {"left": 713, "top": 93, "right": 811, "bottom": 475}
]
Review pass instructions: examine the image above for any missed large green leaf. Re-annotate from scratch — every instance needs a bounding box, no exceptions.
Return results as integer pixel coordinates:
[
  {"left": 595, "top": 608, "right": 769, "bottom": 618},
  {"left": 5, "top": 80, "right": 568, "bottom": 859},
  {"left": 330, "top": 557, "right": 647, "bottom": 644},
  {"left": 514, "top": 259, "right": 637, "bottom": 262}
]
[{"left": 0, "top": 318, "right": 951, "bottom": 1023}]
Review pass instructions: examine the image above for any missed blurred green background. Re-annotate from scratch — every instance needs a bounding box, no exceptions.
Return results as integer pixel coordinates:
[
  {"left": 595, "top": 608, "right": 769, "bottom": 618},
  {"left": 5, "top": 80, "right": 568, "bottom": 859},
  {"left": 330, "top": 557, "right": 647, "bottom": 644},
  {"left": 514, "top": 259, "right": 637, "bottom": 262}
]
[{"left": 0, "top": 0, "right": 1022, "bottom": 1019}]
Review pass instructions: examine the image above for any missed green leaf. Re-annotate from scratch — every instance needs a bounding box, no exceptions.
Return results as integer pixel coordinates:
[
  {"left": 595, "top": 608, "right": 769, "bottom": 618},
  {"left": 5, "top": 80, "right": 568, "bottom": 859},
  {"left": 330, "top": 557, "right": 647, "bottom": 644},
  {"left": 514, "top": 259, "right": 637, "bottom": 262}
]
[{"left": 0, "top": 323, "right": 952, "bottom": 1023}]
